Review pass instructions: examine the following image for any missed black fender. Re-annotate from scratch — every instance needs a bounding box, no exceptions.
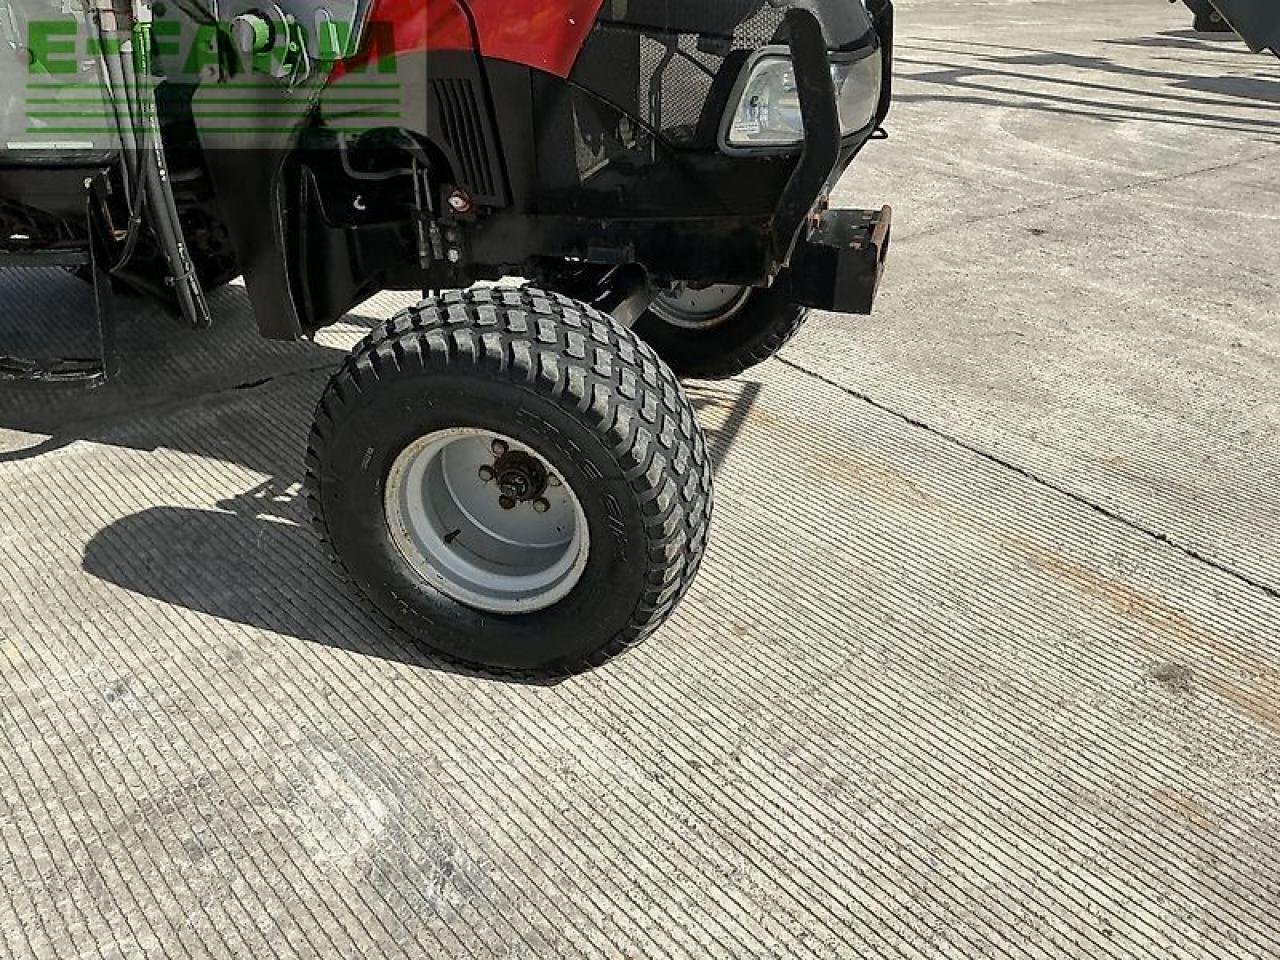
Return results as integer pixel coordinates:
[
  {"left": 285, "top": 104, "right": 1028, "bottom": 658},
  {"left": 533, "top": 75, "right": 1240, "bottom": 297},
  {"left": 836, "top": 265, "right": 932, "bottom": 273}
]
[{"left": 195, "top": 42, "right": 500, "bottom": 338}]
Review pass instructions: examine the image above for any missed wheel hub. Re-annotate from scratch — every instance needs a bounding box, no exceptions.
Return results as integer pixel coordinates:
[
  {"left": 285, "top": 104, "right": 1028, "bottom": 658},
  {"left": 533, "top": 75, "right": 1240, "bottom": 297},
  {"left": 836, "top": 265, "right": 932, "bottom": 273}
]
[
  {"left": 492, "top": 449, "right": 549, "bottom": 508},
  {"left": 384, "top": 428, "right": 589, "bottom": 614},
  {"left": 651, "top": 283, "right": 753, "bottom": 331}
]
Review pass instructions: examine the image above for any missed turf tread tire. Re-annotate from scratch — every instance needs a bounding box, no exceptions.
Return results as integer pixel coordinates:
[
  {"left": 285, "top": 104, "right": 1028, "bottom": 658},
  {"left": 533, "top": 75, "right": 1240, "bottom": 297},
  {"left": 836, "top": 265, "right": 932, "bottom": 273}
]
[{"left": 304, "top": 287, "right": 714, "bottom": 672}]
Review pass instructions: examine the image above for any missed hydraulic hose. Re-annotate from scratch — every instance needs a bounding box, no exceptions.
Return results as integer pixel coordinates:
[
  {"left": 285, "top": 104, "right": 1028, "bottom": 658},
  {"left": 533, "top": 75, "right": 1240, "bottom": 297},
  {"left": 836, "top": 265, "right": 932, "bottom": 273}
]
[
  {"left": 93, "top": 0, "right": 211, "bottom": 328},
  {"left": 97, "top": 46, "right": 148, "bottom": 271},
  {"left": 125, "top": 3, "right": 211, "bottom": 327},
  {"left": 90, "top": 5, "right": 145, "bottom": 268}
]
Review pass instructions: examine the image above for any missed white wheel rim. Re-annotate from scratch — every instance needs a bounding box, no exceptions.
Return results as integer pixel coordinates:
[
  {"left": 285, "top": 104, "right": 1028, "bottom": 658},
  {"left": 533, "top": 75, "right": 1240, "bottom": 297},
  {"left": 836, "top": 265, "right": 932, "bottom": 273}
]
[
  {"left": 651, "top": 283, "right": 752, "bottom": 330},
  {"left": 384, "top": 428, "right": 590, "bottom": 614}
]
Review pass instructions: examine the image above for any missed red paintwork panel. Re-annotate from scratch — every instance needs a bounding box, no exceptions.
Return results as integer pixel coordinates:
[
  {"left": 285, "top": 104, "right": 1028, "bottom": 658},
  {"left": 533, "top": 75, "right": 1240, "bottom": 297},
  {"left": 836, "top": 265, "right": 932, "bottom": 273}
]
[
  {"left": 337, "top": 0, "right": 604, "bottom": 78},
  {"left": 465, "top": 0, "right": 605, "bottom": 77}
]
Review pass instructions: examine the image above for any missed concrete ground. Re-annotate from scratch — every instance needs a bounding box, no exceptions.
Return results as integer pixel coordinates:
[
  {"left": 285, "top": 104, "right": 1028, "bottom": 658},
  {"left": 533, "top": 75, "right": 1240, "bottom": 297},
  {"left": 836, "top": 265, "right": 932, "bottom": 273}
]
[{"left": 2, "top": 1, "right": 1278, "bottom": 957}]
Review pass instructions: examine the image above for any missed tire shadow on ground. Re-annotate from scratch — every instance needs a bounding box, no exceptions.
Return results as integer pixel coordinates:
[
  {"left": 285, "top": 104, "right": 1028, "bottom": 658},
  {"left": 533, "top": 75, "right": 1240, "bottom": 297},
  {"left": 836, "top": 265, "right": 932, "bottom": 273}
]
[
  {"left": 76, "top": 376, "right": 766, "bottom": 680},
  {"left": 66, "top": 368, "right": 765, "bottom": 682},
  {"left": 80, "top": 479, "right": 577, "bottom": 685}
]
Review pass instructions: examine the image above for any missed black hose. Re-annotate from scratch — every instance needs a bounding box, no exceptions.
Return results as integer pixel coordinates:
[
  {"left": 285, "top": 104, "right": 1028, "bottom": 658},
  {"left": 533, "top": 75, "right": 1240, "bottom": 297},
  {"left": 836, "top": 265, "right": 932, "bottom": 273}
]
[
  {"left": 91, "top": 7, "right": 148, "bottom": 271},
  {"left": 97, "top": 28, "right": 149, "bottom": 271},
  {"left": 98, "top": 48, "right": 137, "bottom": 193},
  {"left": 124, "top": 12, "right": 211, "bottom": 328}
]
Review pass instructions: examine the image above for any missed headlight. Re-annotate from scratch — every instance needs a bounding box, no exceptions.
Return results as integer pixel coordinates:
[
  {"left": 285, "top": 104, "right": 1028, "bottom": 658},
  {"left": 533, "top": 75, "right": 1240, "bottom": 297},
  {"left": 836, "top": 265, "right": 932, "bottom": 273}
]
[{"left": 723, "top": 49, "right": 882, "bottom": 152}]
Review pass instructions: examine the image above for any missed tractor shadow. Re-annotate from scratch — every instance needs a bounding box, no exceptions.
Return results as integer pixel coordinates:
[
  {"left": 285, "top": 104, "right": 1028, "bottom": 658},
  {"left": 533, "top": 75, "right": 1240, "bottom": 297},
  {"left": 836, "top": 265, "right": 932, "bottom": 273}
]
[
  {"left": 1, "top": 269, "right": 762, "bottom": 679},
  {"left": 0, "top": 270, "right": 366, "bottom": 470}
]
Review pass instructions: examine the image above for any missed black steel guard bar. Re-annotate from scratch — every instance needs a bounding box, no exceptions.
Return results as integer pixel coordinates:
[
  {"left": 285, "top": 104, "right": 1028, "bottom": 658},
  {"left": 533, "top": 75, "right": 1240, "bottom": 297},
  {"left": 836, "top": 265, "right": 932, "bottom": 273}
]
[{"left": 770, "top": 7, "right": 842, "bottom": 264}]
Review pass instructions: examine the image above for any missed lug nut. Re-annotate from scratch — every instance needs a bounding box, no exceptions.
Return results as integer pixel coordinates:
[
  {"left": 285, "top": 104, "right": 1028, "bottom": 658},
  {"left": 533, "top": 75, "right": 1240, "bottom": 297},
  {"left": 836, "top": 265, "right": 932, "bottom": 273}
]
[
  {"left": 548, "top": 475, "right": 562, "bottom": 487},
  {"left": 491, "top": 439, "right": 508, "bottom": 457},
  {"left": 499, "top": 495, "right": 517, "bottom": 511},
  {"left": 478, "top": 465, "right": 494, "bottom": 482},
  {"left": 533, "top": 498, "right": 551, "bottom": 514}
]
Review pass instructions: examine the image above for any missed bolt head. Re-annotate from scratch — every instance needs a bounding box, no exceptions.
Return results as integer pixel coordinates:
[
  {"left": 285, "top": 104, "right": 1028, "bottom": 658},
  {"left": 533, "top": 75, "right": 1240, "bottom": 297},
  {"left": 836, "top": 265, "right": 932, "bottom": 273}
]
[
  {"left": 499, "top": 495, "right": 517, "bottom": 511},
  {"left": 491, "top": 439, "right": 508, "bottom": 457},
  {"left": 533, "top": 499, "right": 551, "bottom": 514},
  {"left": 447, "top": 190, "right": 474, "bottom": 214},
  {"left": 478, "top": 465, "right": 494, "bottom": 482}
]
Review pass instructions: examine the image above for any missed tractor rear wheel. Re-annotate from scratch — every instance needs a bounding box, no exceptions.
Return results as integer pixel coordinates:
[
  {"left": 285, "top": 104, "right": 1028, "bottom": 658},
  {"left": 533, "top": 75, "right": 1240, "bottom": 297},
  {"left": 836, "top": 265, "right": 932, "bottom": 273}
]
[
  {"left": 634, "top": 282, "right": 809, "bottom": 380},
  {"left": 305, "top": 287, "right": 714, "bottom": 673}
]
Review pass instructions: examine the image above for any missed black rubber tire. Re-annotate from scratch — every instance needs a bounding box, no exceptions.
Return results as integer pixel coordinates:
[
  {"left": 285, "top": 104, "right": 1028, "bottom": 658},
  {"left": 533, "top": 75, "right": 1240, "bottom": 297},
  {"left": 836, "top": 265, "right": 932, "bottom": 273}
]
[
  {"left": 305, "top": 287, "right": 714, "bottom": 673},
  {"left": 633, "top": 283, "right": 809, "bottom": 381}
]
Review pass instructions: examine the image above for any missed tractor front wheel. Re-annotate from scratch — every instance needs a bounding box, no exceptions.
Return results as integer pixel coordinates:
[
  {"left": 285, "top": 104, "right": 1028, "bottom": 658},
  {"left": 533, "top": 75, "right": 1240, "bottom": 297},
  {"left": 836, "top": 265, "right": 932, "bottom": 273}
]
[
  {"left": 305, "top": 287, "right": 714, "bottom": 673},
  {"left": 634, "top": 282, "right": 810, "bottom": 381}
]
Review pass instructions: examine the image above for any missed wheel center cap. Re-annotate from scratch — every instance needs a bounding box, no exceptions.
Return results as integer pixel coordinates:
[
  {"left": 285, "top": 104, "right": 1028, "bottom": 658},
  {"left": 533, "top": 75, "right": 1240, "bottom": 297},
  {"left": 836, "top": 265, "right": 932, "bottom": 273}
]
[{"left": 493, "top": 450, "right": 548, "bottom": 503}]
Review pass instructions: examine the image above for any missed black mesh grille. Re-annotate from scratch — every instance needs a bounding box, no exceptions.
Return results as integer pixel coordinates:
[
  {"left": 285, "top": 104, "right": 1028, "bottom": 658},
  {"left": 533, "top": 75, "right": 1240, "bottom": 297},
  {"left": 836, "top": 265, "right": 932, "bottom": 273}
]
[
  {"left": 731, "top": 4, "right": 792, "bottom": 48},
  {"left": 584, "top": 1, "right": 805, "bottom": 148},
  {"left": 600, "top": 0, "right": 778, "bottom": 37},
  {"left": 638, "top": 35, "right": 720, "bottom": 134}
]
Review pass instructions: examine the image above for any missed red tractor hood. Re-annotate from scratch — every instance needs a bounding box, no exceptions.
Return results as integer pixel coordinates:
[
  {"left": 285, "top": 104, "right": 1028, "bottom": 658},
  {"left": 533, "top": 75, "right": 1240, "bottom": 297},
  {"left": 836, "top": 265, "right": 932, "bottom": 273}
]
[
  {"left": 345, "top": 0, "right": 605, "bottom": 78},
  {"left": 345, "top": 0, "right": 880, "bottom": 80}
]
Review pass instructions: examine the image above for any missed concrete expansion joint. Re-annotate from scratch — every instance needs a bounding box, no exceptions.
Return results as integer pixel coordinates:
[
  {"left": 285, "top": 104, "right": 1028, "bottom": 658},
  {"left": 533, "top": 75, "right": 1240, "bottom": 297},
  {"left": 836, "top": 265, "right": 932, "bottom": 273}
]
[{"left": 777, "top": 355, "right": 1280, "bottom": 603}]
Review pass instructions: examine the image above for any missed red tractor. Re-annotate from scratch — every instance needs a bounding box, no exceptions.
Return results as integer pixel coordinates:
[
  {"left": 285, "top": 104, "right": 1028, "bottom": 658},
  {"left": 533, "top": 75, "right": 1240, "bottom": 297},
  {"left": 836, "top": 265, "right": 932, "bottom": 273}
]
[{"left": 3, "top": 0, "right": 894, "bottom": 670}]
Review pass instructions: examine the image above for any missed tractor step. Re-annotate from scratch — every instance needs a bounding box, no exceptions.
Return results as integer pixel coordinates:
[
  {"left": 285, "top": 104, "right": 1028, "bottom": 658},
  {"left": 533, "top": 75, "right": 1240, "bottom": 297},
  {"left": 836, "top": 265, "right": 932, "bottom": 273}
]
[
  {"left": 0, "top": 234, "right": 117, "bottom": 390},
  {"left": 0, "top": 158, "right": 123, "bottom": 389}
]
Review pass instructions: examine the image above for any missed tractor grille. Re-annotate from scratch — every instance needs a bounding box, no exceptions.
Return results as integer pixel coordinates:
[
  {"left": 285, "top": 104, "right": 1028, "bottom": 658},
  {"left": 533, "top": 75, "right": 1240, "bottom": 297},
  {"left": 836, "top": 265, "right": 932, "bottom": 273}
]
[
  {"left": 732, "top": 3, "right": 792, "bottom": 48},
  {"left": 637, "top": 35, "right": 721, "bottom": 137},
  {"left": 431, "top": 78, "right": 498, "bottom": 199},
  {"left": 587, "top": 0, "right": 801, "bottom": 149}
]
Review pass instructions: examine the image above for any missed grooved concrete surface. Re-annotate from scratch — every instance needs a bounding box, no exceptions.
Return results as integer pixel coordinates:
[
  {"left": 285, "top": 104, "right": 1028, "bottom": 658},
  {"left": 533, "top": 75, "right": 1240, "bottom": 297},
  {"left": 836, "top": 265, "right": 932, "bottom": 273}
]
[{"left": 2, "top": 1, "right": 1278, "bottom": 957}]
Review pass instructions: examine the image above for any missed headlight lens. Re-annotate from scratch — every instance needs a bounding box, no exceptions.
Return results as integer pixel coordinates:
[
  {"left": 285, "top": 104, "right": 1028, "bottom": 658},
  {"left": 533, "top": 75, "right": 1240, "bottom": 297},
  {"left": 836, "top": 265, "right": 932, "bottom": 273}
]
[
  {"left": 728, "top": 57, "right": 806, "bottom": 147},
  {"left": 724, "top": 51, "right": 882, "bottom": 150}
]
